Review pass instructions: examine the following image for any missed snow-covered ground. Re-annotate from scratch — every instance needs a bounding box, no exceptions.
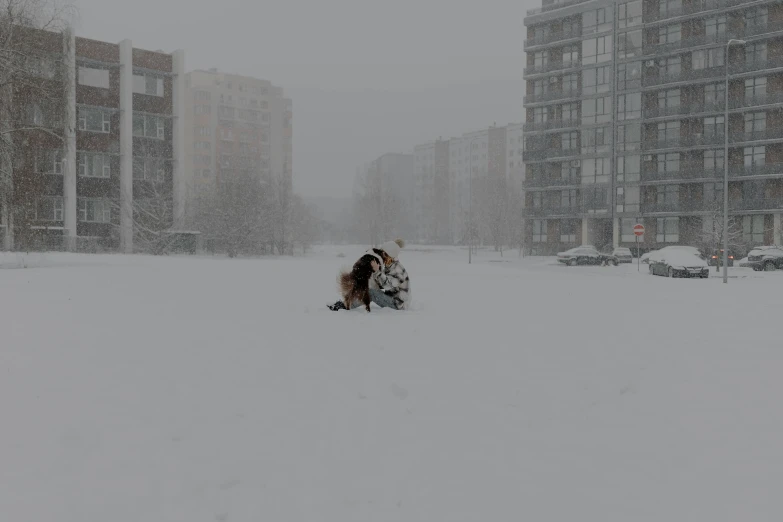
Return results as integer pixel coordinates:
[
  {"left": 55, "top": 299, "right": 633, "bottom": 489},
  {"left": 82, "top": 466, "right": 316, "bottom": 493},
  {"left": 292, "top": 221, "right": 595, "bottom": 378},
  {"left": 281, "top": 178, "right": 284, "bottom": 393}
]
[{"left": 2, "top": 246, "right": 782, "bottom": 522}]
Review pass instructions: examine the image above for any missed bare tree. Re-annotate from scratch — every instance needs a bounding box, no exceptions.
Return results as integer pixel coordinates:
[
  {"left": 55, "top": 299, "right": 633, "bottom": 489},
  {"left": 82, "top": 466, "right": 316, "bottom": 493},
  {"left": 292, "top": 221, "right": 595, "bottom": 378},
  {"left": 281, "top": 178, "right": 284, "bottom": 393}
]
[
  {"left": 290, "top": 194, "right": 319, "bottom": 254},
  {"left": 351, "top": 164, "right": 405, "bottom": 246},
  {"left": 699, "top": 203, "right": 747, "bottom": 272},
  {"left": 1, "top": 0, "right": 72, "bottom": 250}
]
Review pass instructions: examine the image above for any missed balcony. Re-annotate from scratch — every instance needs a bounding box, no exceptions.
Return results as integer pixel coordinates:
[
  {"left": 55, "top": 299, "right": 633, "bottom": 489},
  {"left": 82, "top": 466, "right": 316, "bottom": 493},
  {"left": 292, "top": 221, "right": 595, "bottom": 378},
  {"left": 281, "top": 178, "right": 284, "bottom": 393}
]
[
  {"left": 729, "top": 56, "right": 783, "bottom": 75},
  {"left": 524, "top": 28, "right": 582, "bottom": 49},
  {"left": 526, "top": 0, "right": 589, "bottom": 16},
  {"left": 523, "top": 119, "right": 580, "bottom": 132},
  {"left": 731, "top": 127, "right": 783, "bottom": 144},
  {"left": 730, "top": 91, "right": 783, "bottom": 109},
  {"left": 524, "top": 59, "right": 581, "bottom": 77},
  {"left": 743, "top": 20, "right": 783, "bottom": 38},
  {"left": 643, "top": 133, "right": 724, "bottom": 150},
  {"left": 644, "top": 100, "right": 724, "bottom": 119},
  {"left": 730, "top": 164, "right": 783, "bottom": 178},
  {"left": 641, "top": 167, "right": 722, "bottom": 182},
  {"left": 524, "top": 205, "right": 582, "bottom": 217},
  {"left": 643, "top": 66, "right": 725, "bottom": 88},
  {"left": 644, "top": 0, "right": 757, "bottom": 24},
  {"left": 524, "top": 88, "right": 581, "bottom": 104},
  {"left": 730, "top": 198, "right": 783, "bottom": 211},
  {"left": 643, "top": 32, "right": 735, "bottom": 57},
  {"left": 524, "top": 176, "right": 581, "bottom": 188},
  {"left": 525, "top": 147, "right": 581, "bottom": 161}
]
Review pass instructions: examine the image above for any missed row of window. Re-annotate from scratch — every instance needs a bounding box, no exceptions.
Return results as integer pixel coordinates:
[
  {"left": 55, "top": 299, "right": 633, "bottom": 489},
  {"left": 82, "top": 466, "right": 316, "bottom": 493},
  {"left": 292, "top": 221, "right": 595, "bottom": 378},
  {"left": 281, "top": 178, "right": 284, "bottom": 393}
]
[
  {"left": 78, "top": 67, "right": 165, "bottom": 97},
  {"left": 28, "top": 150, "right": 167, "bottom": 180},
  {"left": 532, "top": 215, "right": 766, "bottom": 244},
  {"left": 75, "top": 107, "right": 167, "bottom": 139},
  {"left": 28, "top": 198, "right": 112, "bottom": 223}
]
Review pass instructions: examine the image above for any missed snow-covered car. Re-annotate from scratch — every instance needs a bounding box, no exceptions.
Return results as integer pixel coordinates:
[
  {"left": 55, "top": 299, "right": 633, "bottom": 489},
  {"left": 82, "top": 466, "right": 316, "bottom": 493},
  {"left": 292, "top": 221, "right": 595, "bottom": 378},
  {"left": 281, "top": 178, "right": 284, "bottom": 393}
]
[
  {"left": 707, "top": 249, "right": 735, "bottom": 267},
  {"left": 557, "top": 246, "right": 618, "bottom": 266},
  {"left": 612, "top": 247, "right": 633, "bottom": 263},
  {"left": 740, "top": 246, "right": 783, "bottom": 271},
  {"left": 648, "top": 249, "right": 709, "bottom": 278},
  {"left": 640, "top": 250, "right": 655, "bottom": 264}
]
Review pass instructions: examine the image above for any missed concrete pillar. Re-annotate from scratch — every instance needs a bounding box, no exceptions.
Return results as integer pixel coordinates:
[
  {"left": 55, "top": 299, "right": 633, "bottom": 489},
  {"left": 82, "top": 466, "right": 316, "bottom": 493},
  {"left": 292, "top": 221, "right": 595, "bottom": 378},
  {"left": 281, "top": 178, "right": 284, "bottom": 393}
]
[
  {"left": 612, "top": 217, "right": 619, "bottom": 248},
  {"left": 63, "top": 29, "right": 77, "bottom": 251},
  {"left": 119, "top": 39, "right": 133, "bottom": 253},
  {"left": 775, "top": 214, "right": 782, "bottom": 246},
  {"left": 582, "top": 218, "right": 590, "bottom": 246},
  {"left": 171, "top": 49, "right": 185, "bottom": 224}
]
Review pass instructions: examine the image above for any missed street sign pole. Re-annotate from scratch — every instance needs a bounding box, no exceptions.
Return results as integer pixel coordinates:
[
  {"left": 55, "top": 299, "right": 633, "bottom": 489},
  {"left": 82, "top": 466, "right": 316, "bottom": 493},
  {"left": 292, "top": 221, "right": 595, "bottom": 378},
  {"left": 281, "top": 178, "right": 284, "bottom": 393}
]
[{"left": 633, "top": 223, "right": 645, "bottom": 272}]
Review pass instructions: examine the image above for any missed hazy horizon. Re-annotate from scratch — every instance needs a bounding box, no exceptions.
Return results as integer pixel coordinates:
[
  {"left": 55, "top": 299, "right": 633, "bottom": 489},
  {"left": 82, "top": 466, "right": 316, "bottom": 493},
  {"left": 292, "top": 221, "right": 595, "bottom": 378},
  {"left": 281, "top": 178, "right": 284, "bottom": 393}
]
[{"left": 70, "top": 0, "right": 534, "bottom": 198}]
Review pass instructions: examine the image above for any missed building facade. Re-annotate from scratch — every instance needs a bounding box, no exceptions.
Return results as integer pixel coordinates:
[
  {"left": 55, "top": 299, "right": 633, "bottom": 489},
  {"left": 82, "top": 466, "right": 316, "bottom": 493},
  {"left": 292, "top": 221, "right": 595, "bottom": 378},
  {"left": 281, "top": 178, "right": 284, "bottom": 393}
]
[
  {"left": 355, "top": 153, "right": 415, "bottom": 244},
  {"left": 183, "top": 70, "right": 292, "bottom": 207},
  {"left": 1, "top": 26, "right": 184, "bottom": 252},
  {"left": 524, "top": 0, "right": 783, "bottom": 255}
]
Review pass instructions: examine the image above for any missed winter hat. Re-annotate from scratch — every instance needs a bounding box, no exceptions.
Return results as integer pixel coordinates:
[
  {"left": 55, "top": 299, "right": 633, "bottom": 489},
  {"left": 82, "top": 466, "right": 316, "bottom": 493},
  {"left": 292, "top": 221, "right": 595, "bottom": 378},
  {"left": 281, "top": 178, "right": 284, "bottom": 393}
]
[{"left": 379, "top": 238, "right": 405, "bottom": 260}]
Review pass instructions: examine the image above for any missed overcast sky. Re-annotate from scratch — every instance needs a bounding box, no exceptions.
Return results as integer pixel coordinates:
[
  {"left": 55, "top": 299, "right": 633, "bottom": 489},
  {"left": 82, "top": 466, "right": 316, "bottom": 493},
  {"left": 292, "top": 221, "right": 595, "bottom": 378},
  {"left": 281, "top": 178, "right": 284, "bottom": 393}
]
[{"left": 70, "top": 0, "right": 535, "bottom": 198}]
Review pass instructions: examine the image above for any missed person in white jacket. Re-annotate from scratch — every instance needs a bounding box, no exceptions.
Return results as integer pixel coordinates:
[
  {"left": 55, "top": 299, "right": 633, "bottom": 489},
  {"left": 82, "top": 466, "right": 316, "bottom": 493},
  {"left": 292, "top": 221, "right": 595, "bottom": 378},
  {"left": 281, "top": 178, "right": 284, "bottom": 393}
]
[{"left": 329, "top": 239, "right": 411, "bottom": 311}]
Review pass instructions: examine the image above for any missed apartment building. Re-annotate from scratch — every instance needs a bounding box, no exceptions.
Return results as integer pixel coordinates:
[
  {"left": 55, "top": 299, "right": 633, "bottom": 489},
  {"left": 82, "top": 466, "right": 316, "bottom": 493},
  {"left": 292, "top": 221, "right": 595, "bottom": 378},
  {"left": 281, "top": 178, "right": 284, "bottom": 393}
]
[
  {"left": 356, "top": 153, "right": 415, "bottom": 243},
  {"left": 0, "top": 26, "right": 184, "bottom": 252},
  {"left": 413, "top": 139, "right": 452, "bottom": 244},
  {"left": 183, "top": 70, "right": 292, "bottom": 206},
  {"left": 524, "top": 0, "right": 783, "bottom": 255}
]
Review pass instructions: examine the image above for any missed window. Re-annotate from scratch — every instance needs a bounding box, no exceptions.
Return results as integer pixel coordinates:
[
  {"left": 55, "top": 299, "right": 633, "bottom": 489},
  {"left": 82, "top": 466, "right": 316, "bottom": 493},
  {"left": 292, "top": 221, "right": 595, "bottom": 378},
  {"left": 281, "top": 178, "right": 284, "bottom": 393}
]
[
  {"left": 618, "top": 30, "right": 642, "bottom": 59},
  {"left": 745, "top": 6, "right": 768, "bottom": 28},
  {"left": 657, "top": 89, "right": 681, "bottom": 109},
  {"left": 704, "top": 149, "right": 725, "bottom": 171},
  {"left": 26, "top": 54, "right": 58, "bottom": 79},
  {"left": 744, "top": 112, "right": 766, "bottom": 134},
  {"left": 618, "top": 92, "right": 641, "bottom": 120},
  {"left": 617, "top": 61, "right": 641, "bottom": 90},
  {"left": 743, "top": 215, "right": 765, "bottom": 244},
  {"left": 560, "top": 73, "right": 577, "bottom": 94},
  {"left": 560, "top": 220, "right": 577, "bottom": 243},
  {"left": 582, "top": 7, "right": 610, "bottom": 34},
  {"left": 132, "top": 157, "right": 166, "bottom": 181},
  {"left": 582, "top": 127, "right": 610, "bottom": 153},
  {"left": 35, "top": 149, "right": 63, "bottom": 175},
  {"left": 617, "top": 124, "right": 641, "bottom": 152},
  {"left": 656, "top": 185, "right": 679, "bottom": 205},
  {"left": 618, "top": 1, "right": 642, "bottom": 28},
  {"left": 533, "top": 220, "right": 547, "bottom": 242},
  {"left": 196, "top": 126, "right": 211, "bottom": 137},
  {"left": 581, "top": 96, "right": 611, "bottom": 124},
  {"left": 659, "top": 56, "right": 681, "bottom": 76},
  {"left": 561, "top": 160, "right": 580, "bottom": 181},
  {"left": 582, "top": 157, "right": 610, "bottom": 184},
  {"left": 582, "top": 66, "right": 611, "bottom": 94},
  {"left": 582, "top": 36, "right": 612, "bottom": 64},
  {"left": 533, "top": 51, "right": 548, "bottom": 69},
  {"left": 195, "top": 141, "right": 211, "bottom": 150},
  {"left": 533, "top": 107, "right": 548, "bottom": 123},
  {"left": 133, "top": 113, "right": 165, "bottom": 139},
  {"left": 582, "top": 187, "right": 608, "bottom": 212},
  {"left": 532, "top": 192, "right": 543, "bottom": 209},
  {"left": 657, "top": 121, "right": 680, "bottom": 143},
  {"left": 745, "top": 42, "right": 767, "bottom": 64},
  {"left": 616, "top": 187, "right": 640, "bottom": 214},
  {"left": 745, "top": 77, "right": 767, "bottom": 100},
  {"left": 692, "top": 48, "right": 724, "bottom": 70},
  {"left": 704, "top": 182, "right": 724, "bottom": 204},
  {"left": 77, "top": 107, "right": 111, "bottom": 133},
  {"left": 560, "top": 189, "right": 578, "bottom": 208},
  {"left": 78, "top": 67, "right": 110, "bottom": 89},
  {"left": 659, "top": 0, "right": 682, "bottom": 18},
  {"left": 194, "top": 104, "right": 211, "bottom": 115},
  {"left": 657, "top": 153, "right": 680, "bottom": 176},
  {"left": 195, "top": 90, "right": 211, "bottom": 101},
  {"left": 32, "top": 197, "right": 63, "bottom": 221},
  {"left": 704, "top": 82, "right": 725, "bottom": 106},
  {"left": 658, "top": 24, "right": 681, "bottom": 44},
  {"left": 562, "top": 45, "right": 579, "bottom": 65},
  {"left": 744, "top": 146, "right": 765, "bottom": 167},
  {"left": 706, "top": 15, "right": 726, "bottom": 38},
  {"left": 704, "top": 116, "right": 725, "bottom": 138},
  {"left": 657, "top": 217, "right": 679, "bottom": 242},
  {"left": 562, "top": 131, "right": 578, "bottom": 150},
  {"left": 620, "top": 218, "right": 639, "bottom": 241},
  {"left": 132, "top": 73, "right": 164, "bottom": 97},
  {"left": 617, "top": 155, "right": 640, "bottom": 182},
  {"left": 78, "top": 198, "right": 111, "bottom": 223},
  {"left": 77, "top": 152, "right": 111, "bottom": 178}
]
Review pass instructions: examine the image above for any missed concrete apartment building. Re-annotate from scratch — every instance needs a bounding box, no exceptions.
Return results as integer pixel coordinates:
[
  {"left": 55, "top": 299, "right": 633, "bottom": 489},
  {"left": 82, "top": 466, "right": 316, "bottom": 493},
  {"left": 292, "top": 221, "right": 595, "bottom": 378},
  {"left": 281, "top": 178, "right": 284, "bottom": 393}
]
[
  {"left": 1, "top": 26, "right": 184, "bottom": 252},
  {"left": 524, "top": 0, "right": 783, "bottom": 255},
  {"left": 356, "top": 153, "right": 415, "bottom": 242},
  {"left": 415, "top": 123, "right": 524, "bottom": 244},
  {"left": 183, "top": 70, "right": 292, "bottom": 207}
]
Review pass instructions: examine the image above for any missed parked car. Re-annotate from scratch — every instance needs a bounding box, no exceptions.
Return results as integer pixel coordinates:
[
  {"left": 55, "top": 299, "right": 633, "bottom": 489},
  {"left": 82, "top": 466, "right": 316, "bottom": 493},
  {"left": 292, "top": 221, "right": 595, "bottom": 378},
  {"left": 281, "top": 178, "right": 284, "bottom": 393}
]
[
  {"left": 740, "top": 246, "right": 783, "bottom": 271},
  {"left": 707, "top": 249, "right": 735, "bottom": 267},
  {"left": 648, "top": 249, "right": 710, "bottom": 278},
  {"left": 640, "top": 250, "right": 655, "bottom": 264},
  {"left": 612, "top": 247, "right": 633, "bottom": 263},
  {"left": 557, "top": 246, "right": 619, "bottom": 266}
]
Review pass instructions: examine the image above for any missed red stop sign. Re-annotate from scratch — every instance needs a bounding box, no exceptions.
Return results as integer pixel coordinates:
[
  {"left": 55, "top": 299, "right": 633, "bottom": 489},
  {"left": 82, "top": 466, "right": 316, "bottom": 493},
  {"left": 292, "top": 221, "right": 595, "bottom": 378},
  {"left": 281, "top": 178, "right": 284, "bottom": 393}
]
[{"left": 633, "top": 224, "right": 645, "bottom": 236}]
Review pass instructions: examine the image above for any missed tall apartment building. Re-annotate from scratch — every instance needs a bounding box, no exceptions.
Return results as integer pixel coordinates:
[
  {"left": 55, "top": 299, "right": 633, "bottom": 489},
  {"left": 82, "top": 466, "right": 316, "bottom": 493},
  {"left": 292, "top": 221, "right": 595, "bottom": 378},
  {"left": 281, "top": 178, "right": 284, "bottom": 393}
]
[
  {"left": 1, "top": 26, "right": 184, "bottom": 252},
  {"left": 524, "top": 0, "right": 783, "bottom": 255},
  {"left": 413, "top": 139, "right": 451, "bottom": 244},
  {"left": 355, "top": 153, "right": 415, "bottom": 243},
  {"left": 183, "top": 70, "right": 292, "bottom": 207}
]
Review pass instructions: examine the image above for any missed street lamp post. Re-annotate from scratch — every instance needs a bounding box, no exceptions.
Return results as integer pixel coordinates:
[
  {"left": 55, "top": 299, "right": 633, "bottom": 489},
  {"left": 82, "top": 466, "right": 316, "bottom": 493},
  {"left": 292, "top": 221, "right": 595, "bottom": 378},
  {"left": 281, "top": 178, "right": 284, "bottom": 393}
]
[
  {"left": 724, "top": 38, "right": 746, "bottom": 284},
  {"left": 467, "top": 136, "right": 480, "bottom": 264}
]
